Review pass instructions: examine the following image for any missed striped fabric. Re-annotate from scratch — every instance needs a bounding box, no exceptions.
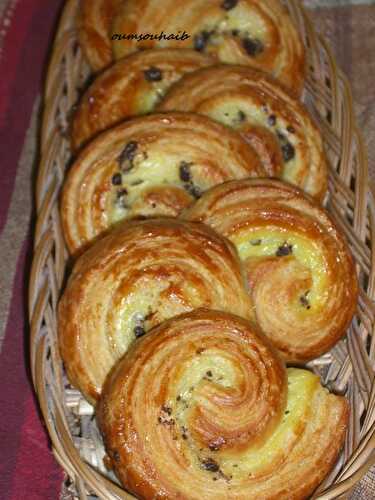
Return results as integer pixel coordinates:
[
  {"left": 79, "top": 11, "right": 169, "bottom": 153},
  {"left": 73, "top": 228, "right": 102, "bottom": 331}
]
[
  {"left": 0, "top": 1, "right": 64, "bottom": 498},
  {"left": 0, "top": 1, "right": 373, "bottom": 499}
]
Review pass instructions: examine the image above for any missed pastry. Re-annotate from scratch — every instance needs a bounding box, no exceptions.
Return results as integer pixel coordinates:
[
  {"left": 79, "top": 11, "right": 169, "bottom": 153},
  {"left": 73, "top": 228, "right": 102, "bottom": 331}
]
[
  {"left": 98, "top": 309, "right": 349, "bottom": 500},
  {"left": 158, "top": 65, "right": 328, "bottom": 201},
  {"left": 78, "top": 0, "right": 123, "bottom": 72},
  {"left": 61, "top": 112, "right": 264, "bottom": 255},
  {"left": 58, "top": 219, "right": 254, "bottom": 403},
  {"left": 110, "top": 0, "right": 305, "bottom": 94},
  {"left": 71, "top": 48, "right": 215, "bottom": 150},
  {"left": 184, "top": 179, "right": 358, "bottom": 362}
]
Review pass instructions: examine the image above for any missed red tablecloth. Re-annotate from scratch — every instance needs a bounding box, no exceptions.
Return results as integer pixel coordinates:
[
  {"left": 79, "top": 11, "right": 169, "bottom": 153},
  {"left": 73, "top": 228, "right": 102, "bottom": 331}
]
[{"left": 0, "top": 1, "right": 64, "bottom": 498}]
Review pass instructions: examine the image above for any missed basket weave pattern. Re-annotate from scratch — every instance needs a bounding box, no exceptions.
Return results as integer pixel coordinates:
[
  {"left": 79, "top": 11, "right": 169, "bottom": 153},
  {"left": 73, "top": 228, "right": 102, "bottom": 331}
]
[{"left": 29, "top": 0, "right": 375, "bottom": 498}]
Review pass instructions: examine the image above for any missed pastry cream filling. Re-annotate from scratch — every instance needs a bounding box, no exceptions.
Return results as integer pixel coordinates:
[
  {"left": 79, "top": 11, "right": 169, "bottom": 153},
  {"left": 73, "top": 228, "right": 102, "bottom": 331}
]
[
  {"left": 113, "top": 280, "right": 186, "bottom": 356},
  {"left": 220, "top": 368, "right": 319, "bottom": 476},
  {"left": 135, "top": 83, "right": 168, "bottom": 114},
  {"left": 200, "top": 5, "right": 269, "bottom": 54},
  {"left": 166, "top": 367, "right": 320, "bottom": 479},
  {"left": 221, "top": 3, "right": 269, "bottom": 40},
  {"left": 205, "top": 100, "right": 300, "bottom": 181},
  {"left": 109, "top": 151, "right": 197, "bottom": 224},
  {"left": 112, "top": 276, "right": 206, "bottom": 357},
  {"left": 233, "top": 229, "right": 328, "bottom": 308}
]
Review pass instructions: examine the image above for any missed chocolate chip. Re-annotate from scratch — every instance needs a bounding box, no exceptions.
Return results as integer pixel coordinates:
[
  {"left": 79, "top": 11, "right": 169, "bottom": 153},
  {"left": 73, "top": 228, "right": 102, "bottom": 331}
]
[
  {"left": 242, "top": 37, "right": 264, "bottom": 57},
  {"left": 181, "top": 426, "right": 188, "bottom": 440},
  {"left": 282, "top": 142, "right": 295, "bottom": 162},
  {"left": 208, "top": 436, "right": 225, "bottom": 451},
  {"left": 277, "top": 131, "right": 286, "bottom": 142},
  {"left": 221, "top": 0, "right": 238, "bottom": 10},
  {"left": 196, "top": 348, "right": 205, "bottom": 354},
  {"left": 201, "top": 458, "right": 220, "bottom": 473},
  {"left": 144, "top": 66, "right": 163, "bottom": 82},
  {"left": 134, "top": 326, "right": 146, "bottom": 338},
  {"left": 118, "top": 141, "right": 138, "bottom": 171},
  {"left": 276, "top": 242, "right": 293, "bottom": 257},
  {"left": 287, "top": 125, "right": 296, "bottom": 134},
  {"left": 184, "top": 182, "right": 202, "bottom": 199},
  {"left": 231, "top": 29, "right": 240, "bottom": 36},
  {"left": 237, "top": 110, "right": 246, "bottom": 122},
  {"left": 285, "top": 410, "right": 290, "bottom": 415},
  {"left": 300, "top": 292, "right": 311, "bottom": 310},
  {"left": 194, "top": 31, "right": 211, "bottom": 51},
  {"left": 268, "top": 114, "right": 277, "bottom": 126},
  {"left": 162, "top": 405, "right": 172, "bottom": 415},
  {"left": 111, "top": 172, "right": 122, "bottom": 185},
  {"left": 206, "top": 371, "right": 213, "bottom": 377},
  {"left": 209, "top": 443, "right": 221, "bottom": 451},
  {"left": 176, "top": 395, "right": 181, "bottom": 401},
  {"left": 116, "top": 188, "right": 129, "bottom": 208},
  {"left": 113, "top": 451, "right": 120, "bottom": 462},
  {"left": 179, "top": 161, "right": 192, "bottom": 182},
  {"left": 116, "top": 188, "right": 128, "bottom": 199},
  {"left": 158, "top": 415, "right": 175, "bottom": 425}
]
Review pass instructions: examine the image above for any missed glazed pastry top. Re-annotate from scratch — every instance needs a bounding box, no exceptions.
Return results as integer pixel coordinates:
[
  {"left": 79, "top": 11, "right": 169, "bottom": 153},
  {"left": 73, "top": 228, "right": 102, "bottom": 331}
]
[
  {"left": 71, "top": 48, "right": 215, "bottom": 150},
  {"left": 62, "top": 112, "right": 264, "bottom": 255},
  {"left": 159, "top": 65, "right": 328, "bottom": 201},
  {"left": 98, "top": 309, "right": 349, "bottom": 500},
  {"left": 184, "top": 179, "right": 358, "bottom": 362},
  {"left": 58, "top": 219, "right": 254, "bottom": 403}
]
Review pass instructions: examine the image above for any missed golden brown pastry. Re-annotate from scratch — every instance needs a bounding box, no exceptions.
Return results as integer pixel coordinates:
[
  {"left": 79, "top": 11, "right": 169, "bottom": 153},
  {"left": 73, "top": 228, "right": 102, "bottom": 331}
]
[
  {"left": 110, "top": 0, "right": 305, "bottom": 95},
  {"left": 71, "top": 48, "right": 215, "bottom": 150},
  {"left": 98, "top": 309, "right": 349, "bottom": 500},
  {"left": 58, "top": 219, "right": 254, "bottom": 404},
  {"left": 184, "top": 179, "right": 358, "bottom": 362},
  {"left": 158, "top": 65, "right": 328, "bottom": 201},
  {"left": 78, "top": 0, "right": 123, "bottom": 72},
  {"left": 61, "top": 112, "right": 264, "bottom": 255}
]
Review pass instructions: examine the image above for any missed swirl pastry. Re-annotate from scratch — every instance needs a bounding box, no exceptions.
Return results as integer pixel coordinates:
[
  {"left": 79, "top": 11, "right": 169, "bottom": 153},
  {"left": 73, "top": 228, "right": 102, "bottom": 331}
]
[
  {"left": 98, "top": 309, "right": 349, "bottom": 500},
  {"left": 78, "top": 0, "right": 123, "bottom": 72},
  {"left": 61, "top": 112, "right": 264, "bottom": 255},
  {"left": 158, "top": 65, "right": 328, "bottom": 200},
  {"left": 58, "top": 219, "right": 254, "bottom": 403},
  {"left": 184, "top": 179, "right": 358, "bottom": 362},
  {"left": 110, "top": 0, "right": 305, "bottom": 95},
  {"left": 71, "top": 49, "right": 215, "bottom": 150}
]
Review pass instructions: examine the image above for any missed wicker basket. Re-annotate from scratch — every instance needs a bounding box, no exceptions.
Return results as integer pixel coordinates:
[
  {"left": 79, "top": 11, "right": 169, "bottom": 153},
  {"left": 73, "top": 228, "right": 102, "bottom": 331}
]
[{"left": 29, "top": 0, "right": 375, "bottom": 498}]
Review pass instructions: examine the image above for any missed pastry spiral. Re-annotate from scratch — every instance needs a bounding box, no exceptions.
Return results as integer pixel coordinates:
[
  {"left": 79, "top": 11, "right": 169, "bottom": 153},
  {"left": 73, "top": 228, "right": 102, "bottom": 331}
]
[
  {"left": 110, "top": 0, "right": 305, "bottom": 94},
  {"left": 184, "top": 179, "right": 358, "bottom": 362},
  {"left": 61, "top": 112, "right": 264, "bottom": 255},
  {"left": 98, "top": 309, "right": 348, "bottom": 500},
  {"left": 71, "top": 49, "right": 215, "bottom": 151},
  {"left": 78, "top": 0, "right": 123, "bottom": 72},
  {"left": 158, "top": 65, "right": 328, "bottom": 200},
  {"left": 58, "top": 219, "right": 254, "bottom": 403}
]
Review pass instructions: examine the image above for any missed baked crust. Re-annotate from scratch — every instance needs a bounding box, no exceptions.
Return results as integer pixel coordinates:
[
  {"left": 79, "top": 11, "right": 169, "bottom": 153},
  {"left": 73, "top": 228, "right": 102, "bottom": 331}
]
[
  {"left": 158, "top": 64, "right": 328, "bottom": 201},
  {"left": 184, "top": 178, "right": 358, "bottom": 362},
  {"left": 109, "top": 0, "right": 305, "bottom": 94},
  {"left": 78, "top": 0, "right": 123, "bottom": 72},
  {"left": 71, "top": 48, "right": 215, "bottom": 151},
  {"left": 61, "top": 112, "right": 264, "bottom": 255},
  {"left": 58, "top": 219, "right": 254, "bottom": 403},
  {"left": 98, "top": 309, "right": 349, "bottom": 500}
]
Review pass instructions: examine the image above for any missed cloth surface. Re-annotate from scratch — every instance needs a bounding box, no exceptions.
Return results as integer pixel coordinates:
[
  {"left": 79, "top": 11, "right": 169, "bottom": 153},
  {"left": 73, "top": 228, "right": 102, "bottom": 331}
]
[{"left": 0, "top": 1, "right": 374, "bottom": 499}]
